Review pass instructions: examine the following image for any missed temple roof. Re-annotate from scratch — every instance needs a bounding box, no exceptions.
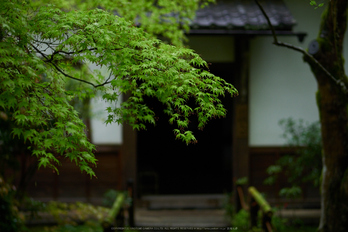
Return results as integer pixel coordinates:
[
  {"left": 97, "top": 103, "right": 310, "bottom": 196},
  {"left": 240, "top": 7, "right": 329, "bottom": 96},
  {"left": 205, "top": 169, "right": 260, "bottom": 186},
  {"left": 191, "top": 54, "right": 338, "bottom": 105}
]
[{"left": 189, "top": 0, "right": 302, "bottom": 38}]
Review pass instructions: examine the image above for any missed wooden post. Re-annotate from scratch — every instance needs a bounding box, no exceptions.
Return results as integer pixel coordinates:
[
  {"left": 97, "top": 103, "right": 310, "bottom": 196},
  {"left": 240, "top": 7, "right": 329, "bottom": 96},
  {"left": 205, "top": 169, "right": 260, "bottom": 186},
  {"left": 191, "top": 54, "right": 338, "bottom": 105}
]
[
  {"left": 262, "top": 214, "right": 273, "bottom": 232},
  {"left": 237, "top": 185, "right": 248, "bottom": 211},
  {"left": 121, "top": 94, "right": 137, "bottom": 197},
  {"left": 250, "top": 198, "right": 260, "bottom": 228},
  {"left": 248, "top": 187, "right": 272, "bottom": 213},
  {"left": 248, "top": 186, "right": 273, "bottom": 232},
  {"left": 232, "top": 36, "right": 250, "bottom": 209},
  {"left": 127, "top": 179, "right": 135, "bottom": 227},
  {"left": 103, "top": 193, "right": 125, "bottom": 232}
]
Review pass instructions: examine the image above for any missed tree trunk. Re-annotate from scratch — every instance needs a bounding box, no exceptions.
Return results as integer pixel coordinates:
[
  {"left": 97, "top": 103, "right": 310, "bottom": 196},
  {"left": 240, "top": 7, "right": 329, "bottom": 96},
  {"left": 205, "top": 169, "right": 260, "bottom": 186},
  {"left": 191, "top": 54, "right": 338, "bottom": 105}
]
[{"left": 304, "top": 1, "right": 348, "bottom": 231}]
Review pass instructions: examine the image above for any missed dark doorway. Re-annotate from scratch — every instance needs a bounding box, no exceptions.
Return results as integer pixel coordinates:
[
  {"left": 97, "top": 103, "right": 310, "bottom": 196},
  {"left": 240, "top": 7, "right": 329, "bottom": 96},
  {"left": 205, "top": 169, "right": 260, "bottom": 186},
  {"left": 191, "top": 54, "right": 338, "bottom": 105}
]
[{"left": 137, "top": 63, "right": 235, "bottom": 195}]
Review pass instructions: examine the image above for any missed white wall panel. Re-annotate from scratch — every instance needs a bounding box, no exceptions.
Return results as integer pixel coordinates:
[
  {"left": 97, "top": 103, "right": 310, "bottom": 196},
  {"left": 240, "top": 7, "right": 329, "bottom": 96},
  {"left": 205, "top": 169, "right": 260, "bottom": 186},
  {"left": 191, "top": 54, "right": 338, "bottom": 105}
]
[
  {"left": 249, "top": 0, "right": 325, "bottom": 146},
  {"left": 90, "top": 96, "right": 123, "bottom": 145},
  {"left": 88, "top": 63, "right": 123, "bottom": 145}
]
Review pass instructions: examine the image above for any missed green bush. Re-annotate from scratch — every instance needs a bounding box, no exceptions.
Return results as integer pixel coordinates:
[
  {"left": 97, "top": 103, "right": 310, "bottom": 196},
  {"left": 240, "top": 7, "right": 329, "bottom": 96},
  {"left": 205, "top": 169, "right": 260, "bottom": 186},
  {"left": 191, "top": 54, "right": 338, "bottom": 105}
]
[
  {"left": 45, "top": 201, "right": 109, "bottom": 225},
  {"left": 0, "top": 176, "right": 26, "bottom": 232},
  {"left": 229, "top": 207, "right": 317, "bottom": 232},
  {"left": 264, "top": 118, "right": 322, "bottom": 198},
  {"left": 27, "top": 201, "right": 109, "bottom": 232},
  {"left": 231, "top": 209, "right": 250, "bottom": 230},
  {"left": 102, "top": 189, "right": 132, "bottom": 208},
  {"left": 28, "top": 221, "right": 103, "bottom": 232}
]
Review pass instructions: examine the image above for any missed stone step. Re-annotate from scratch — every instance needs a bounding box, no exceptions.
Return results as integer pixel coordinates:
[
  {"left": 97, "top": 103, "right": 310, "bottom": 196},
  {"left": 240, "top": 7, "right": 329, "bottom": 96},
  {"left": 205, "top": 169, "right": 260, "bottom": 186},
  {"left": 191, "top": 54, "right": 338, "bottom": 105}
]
[
  {"left": 275, "top": 209, "right": 321, "bottom": 225},
  {"left": 135, "top": 208, "right": 231, "bottom": 228},
  {"left": 134, "top": 208, "right": 321, "bottom": 228},
  {"left": 139, "top": 194, "right": 226, "bottom": 210}
]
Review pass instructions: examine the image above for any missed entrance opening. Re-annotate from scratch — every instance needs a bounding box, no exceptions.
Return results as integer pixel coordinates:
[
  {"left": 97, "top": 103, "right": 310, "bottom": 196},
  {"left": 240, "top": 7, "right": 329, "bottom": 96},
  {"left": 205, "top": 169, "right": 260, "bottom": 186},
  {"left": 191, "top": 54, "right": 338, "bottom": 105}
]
[{"left": 137, "top": 63, "right": 234, "bottom": 195}]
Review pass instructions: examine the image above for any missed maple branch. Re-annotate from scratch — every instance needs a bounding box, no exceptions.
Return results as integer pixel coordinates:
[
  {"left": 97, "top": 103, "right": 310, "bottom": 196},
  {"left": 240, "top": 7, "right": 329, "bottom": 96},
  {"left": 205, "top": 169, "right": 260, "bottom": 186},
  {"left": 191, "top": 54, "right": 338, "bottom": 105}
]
[
  {"left": 254, "top": 0, "right": 348, "bottom": 95},
  {"left": 30, "top": 43, "right": 113, "bottom": 88}
]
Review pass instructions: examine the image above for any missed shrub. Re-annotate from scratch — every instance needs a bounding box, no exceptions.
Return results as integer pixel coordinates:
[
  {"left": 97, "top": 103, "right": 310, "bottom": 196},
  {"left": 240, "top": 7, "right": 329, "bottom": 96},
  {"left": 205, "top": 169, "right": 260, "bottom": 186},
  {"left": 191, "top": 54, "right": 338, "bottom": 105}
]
[
  {"left": 0, "top": 176, "right": 26, "bottom": 232},
  {"left": 264, "top": 118, "right": 322, "bottom": 198}
]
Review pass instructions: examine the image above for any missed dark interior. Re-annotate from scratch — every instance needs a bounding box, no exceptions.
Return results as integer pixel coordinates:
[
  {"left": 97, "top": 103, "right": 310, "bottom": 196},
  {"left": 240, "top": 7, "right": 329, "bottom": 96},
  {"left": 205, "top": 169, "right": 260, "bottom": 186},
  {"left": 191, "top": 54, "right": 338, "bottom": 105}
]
[{"left": 137, "top": 63, "right": 235, "bottom": 195}]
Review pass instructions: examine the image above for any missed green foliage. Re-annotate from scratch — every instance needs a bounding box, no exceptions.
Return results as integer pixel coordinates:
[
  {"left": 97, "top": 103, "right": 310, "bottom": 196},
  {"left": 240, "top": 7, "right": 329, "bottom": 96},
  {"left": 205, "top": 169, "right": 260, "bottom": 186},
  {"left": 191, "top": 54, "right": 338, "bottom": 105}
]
[
  {"left": 231, "top": 209, "right": 250, "bottom": 230},
  {"left": 0, "top": 0, "right": 237, "bottom": 176},
  {"left": 27, "top": 194, "right": 133, "bottom": 232},
  {"left": 271, "top": 211, "right": 318, "bottom": 232},
  {"left": 0, "top": 0, "right": 97, "bottom": 176},
  {"left": 236, "top": 176, "right": 249, "bottom": 186},
  {"left": 102, "top": 189, "right": 120, "bottom": 208},
  {"left": 0, "top": 176, "right": 26, "bottom": 232},
  {"left": 309, "top": 1, "right": 324, "bottom": 9},
  {"left": 27, "top": 199, "right": 140, "bottom": 232},
  {"left": 51, "top": 222, "right": 103, "bottom": 232},
  {"left": 279, "top": 186, "right": 302, "bottom": 199},
  {"left": 21, "top": 197, "right": 47, "bottom": 221},
  {"left": 29, "top": 223, "right": 139, "bottom": 232},
  {"left": 271, "top": 212, "right": 288, "bottom": 232},
  {"left": 102, "top": 189, "right": 131, "bottom": 208},
  {"left": 264, "top": 118, "right": 322, "bottom": 198},
  {"left": 28, "top": 221, "right": 104, "bottom": 232},
  {"left": 223, "top": 192, "right": 235, "bottom": 219},
  {"left": 45, "top": 201, "right": 109, "bottom": 225},
  {"left": 229, "top": 207, "right": 316, "bottom": 232},
  {"left": 31, "top": 0, "right": 214, "bottom": 47},
  {"left": 0, "top": 109, "right": 27, "bottom": 176}
]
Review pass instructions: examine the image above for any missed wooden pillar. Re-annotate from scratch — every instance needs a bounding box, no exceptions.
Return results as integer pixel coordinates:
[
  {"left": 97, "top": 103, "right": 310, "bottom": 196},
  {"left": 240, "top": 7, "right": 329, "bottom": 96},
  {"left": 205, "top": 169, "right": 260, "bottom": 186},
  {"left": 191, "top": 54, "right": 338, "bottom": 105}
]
[
  {"left": 120, "top": 95, "right": 137, "bottom": 199},
  {"left": 232, "top": 36, "right": 250, "bottom": 210},
  {"left": 85, "top": 97, "right": 92, "bottom": 202}
]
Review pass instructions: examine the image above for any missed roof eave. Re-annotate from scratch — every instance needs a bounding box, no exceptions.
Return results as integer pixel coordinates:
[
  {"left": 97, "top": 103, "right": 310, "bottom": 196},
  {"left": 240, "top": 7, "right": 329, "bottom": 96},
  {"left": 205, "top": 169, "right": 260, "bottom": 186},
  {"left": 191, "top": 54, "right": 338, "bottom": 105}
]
[{"left": 187, "top": 29, "right": 307, "bottom": 43}]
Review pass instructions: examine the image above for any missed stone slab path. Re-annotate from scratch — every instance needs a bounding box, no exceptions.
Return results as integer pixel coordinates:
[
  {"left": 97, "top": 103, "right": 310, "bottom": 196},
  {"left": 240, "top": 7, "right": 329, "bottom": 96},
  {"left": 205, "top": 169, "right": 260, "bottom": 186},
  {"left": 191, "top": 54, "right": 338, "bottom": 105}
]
[{"left": 135, "top": 208, "right": 231, "bottom": 228}]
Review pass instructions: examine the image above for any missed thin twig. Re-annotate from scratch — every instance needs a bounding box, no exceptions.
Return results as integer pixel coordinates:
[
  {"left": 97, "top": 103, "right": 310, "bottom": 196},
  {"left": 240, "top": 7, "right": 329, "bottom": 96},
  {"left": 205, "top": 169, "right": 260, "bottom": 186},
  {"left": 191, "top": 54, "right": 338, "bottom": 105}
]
[
  {"left": 30, "top": 43, "right": 113, "bottom": 88},
  {"left": 254, "top": 0, "right": 278, "bottom": 44},
  {"left": 254, "top": 0, "right": 348, "bottom": 95}
]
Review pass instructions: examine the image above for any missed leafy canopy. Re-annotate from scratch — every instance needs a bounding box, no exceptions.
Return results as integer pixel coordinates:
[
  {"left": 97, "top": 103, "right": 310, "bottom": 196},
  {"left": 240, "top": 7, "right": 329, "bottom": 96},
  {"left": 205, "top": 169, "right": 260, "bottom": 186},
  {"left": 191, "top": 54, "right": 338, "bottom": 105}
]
[
  {"left": 0, "top": 0, "right": 238, "bottom": 176},
  {"left": 31, "top": 0, "right": 214, "bottom": 47}
]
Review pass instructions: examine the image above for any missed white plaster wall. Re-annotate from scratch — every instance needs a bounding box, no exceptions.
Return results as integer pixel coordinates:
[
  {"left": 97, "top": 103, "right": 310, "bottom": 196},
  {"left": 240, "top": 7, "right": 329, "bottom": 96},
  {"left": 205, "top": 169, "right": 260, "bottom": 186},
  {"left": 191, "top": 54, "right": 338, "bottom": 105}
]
[
  {"left": 88, "top": 63, "right": 123, "bottom": 145},
  {"left": 249, "top": 0, "right": 326, "bottom": 146},
  {"left": 90, "top": 96, "right": 123, "bottom": 144}
]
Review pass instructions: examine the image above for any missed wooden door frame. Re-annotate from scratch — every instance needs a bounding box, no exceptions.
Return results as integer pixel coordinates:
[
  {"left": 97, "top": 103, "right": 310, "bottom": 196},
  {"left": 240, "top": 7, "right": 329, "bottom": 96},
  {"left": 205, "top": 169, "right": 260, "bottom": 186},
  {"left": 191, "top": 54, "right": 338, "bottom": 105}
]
[
  {"left": 120, "top": 36, "right": 251, "bottom": 201},
  {"left": 232, "top": 36, "right": 250, "bottom": 208}
]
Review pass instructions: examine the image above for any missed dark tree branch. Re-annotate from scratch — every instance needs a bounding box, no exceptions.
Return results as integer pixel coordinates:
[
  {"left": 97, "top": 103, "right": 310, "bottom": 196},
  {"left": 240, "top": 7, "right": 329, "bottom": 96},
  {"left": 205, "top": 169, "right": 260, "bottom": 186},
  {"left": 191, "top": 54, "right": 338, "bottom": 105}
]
[
  {"left": 254, "top": 0, "right": 278, "bottom": 44},
  {"left": 33, "top": 38, "right": 61, "bottom": 47},
  {"left": 30, "top": 43, "right": 113, "bottom": 88},
  {"left": 254, "top": 0, "right": 348, "bottom": 95}
]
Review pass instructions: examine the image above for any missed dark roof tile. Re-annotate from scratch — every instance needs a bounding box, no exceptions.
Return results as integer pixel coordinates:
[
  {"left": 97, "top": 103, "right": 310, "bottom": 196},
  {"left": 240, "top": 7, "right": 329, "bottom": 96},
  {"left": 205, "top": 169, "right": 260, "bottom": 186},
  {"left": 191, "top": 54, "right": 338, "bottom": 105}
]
[{"left": 191, "top": 0, "right": 296, "bottom": 31}]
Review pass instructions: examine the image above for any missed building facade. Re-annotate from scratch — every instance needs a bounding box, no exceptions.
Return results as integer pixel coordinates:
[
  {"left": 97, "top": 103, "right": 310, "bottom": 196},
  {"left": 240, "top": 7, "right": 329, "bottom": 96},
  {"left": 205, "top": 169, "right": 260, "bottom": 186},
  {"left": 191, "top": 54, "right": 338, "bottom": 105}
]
[{"left": 26, "top": 0, "right": 348, "bottom": 207}]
